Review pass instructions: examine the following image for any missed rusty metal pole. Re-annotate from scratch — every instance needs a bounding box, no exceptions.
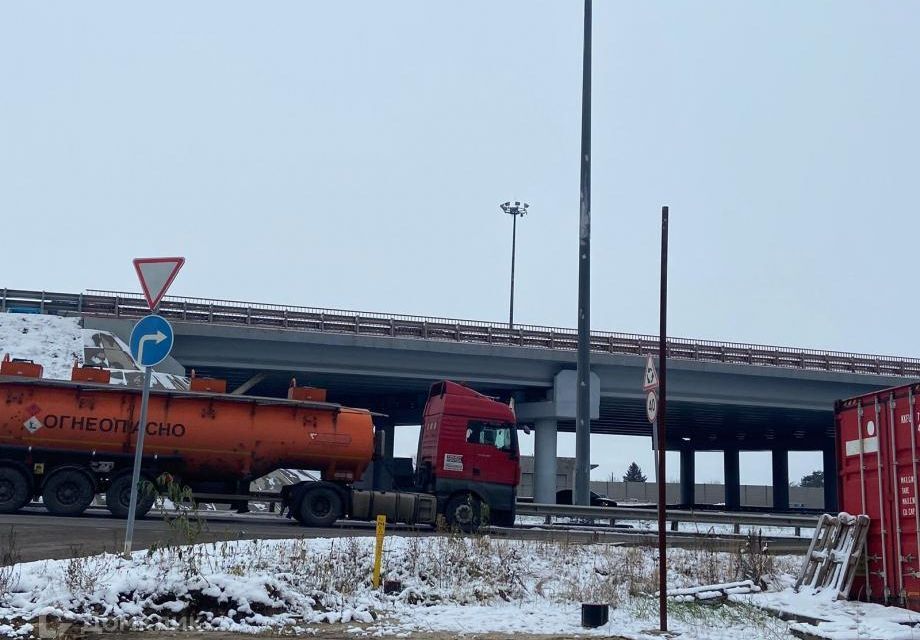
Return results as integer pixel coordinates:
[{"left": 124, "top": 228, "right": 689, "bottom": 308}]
[{"left": 658, "top": 205, "right": 669, "bottom": 631}]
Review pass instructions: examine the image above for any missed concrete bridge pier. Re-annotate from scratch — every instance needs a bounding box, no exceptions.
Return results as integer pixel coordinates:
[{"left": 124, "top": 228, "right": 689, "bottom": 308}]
[
  {"left": 724, "top": 448, "right": 741, "bottom": 510},
  {"left": 823, "top": 445, "right": 838, "bottom": 511},
  {"left": 532, "top": 418, "right": 558, "bottom": 504},
  {"left": 772, "top": 449, "right": 790, "bottom": 510},
  {"left": 680, "top": 447, "right": 695, "bottom": 506},
  {"left": 379, "top": 421, "right": 395, "bottom": 459}
]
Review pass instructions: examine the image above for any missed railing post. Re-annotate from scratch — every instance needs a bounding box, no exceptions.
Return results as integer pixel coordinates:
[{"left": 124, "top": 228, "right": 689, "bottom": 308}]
[
  {"left": 422, "top": 322, "right": 428, "bottom": 339},
  {"left": 519, "top": 328, "right": 524, "bottom": 346},
  {"left": 355, "top": 316, "right": 360, "bottom": 334},
  {"left": 246, "top": 306, "right": 252, "bottom": 325},
  {"left": 608, "top": 335, "right": 615, "bottom": 353},
  {"left": 40, "top": 291, "right": 46, "bottom": 314},
  {"left": 283, "top": 309, "right": 289, "bottom": 328},
  {"left": 208, "top": 304, "right": 213, "bottom": 323},
  {"left": 183, "top": 302, "right": 188, "bottom": 320},
  {"left": 77, "top": 294, "right": 83, "bottom": 313},
  {"left": 1, "top": 288, "right": 6, "bottom": 312},
  {"left": 487, "top": 326, "right": 493, "bottom": 344},
  {"left": 115, "top": 296, "right": 120, "bottom": 318},
  {"left": 320, "top": 313, "right": 325, "bottom": 331},
  {"left": 389, "top": 318, "right": 395, "bottom": 337},
  {"left": 549, "top": 330, "right": 555, "bottom": 349},
  {"left": 455, "top": 323, "right": 460, "bottom": 341},
  {"left": 825, "top": 354, "right": 831, "bottom": 370}
]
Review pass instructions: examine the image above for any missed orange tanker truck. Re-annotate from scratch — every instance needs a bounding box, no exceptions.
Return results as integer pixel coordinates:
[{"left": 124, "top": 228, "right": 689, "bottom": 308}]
[{"left": 0, "top": 360, "right": 520, "bottom": 530}]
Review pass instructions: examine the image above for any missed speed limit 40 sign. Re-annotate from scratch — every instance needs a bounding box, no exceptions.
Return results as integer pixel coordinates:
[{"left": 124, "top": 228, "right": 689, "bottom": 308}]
[{"left": 646, "top": 390, "right": 658, "bottom": 423}]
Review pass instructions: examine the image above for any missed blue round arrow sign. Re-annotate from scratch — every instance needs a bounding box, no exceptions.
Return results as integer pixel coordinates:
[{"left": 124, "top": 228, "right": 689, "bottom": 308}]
[{"left": 129, "top": 315, "right": 175, "bottom": 368}]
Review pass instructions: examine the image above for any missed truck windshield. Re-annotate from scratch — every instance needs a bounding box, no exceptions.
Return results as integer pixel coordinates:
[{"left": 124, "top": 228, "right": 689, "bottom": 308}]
[{"left": 466, "top": 420, "right": 516, "bottom": 453}]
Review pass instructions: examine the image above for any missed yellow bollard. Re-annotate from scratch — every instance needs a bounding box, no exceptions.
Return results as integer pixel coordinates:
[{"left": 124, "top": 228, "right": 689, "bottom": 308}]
[{"left": 372, "top": 514, "right": 386, "bottom": 588}]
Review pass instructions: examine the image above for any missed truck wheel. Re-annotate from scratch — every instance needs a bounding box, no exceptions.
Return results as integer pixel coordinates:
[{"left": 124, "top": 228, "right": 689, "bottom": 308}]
[
  {"left": 106, "top": 474, "right": 156, "bottom": 519},
  {"left": 445, "top": 493, "right": 484, "bottom": 533},
  {"left": 42, "top": 468, "right": 95, "bottom": 517},
  {"left": 298, "top": 487, "right": 342, "bottom": 527},
  {"left": 0, "top": 466, "right": 30, "bottom": 513}
]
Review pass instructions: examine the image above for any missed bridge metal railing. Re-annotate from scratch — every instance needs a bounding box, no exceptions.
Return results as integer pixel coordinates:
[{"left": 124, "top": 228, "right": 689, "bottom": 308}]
[
  {"left": 3, "top": 287, "right": 920, "bottom": 377},
  {"left": 516, "top": 502, "right": 818, "bottom": 531}
]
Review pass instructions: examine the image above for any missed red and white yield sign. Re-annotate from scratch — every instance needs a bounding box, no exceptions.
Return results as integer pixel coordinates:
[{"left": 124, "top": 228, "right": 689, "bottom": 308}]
[{"left": 133, "top": 257, "right": 186, "bottom": 310}]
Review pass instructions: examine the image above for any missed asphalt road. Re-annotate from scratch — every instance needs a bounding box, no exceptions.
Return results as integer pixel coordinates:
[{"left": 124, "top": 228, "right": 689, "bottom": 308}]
[
  {"left": 1, "top": 507, "right": 424, "bottom": 562},
  {"left": 1, "top": 507, "right": 810, "bottom": 562}
]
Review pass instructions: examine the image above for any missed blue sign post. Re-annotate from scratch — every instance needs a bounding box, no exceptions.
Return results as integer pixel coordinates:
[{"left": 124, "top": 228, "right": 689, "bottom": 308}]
[{"left": 124, "top": 314, "right": 175, "bottom": 555}]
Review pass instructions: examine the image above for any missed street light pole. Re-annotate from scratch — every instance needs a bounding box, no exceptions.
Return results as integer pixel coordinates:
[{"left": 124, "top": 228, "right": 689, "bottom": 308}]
[
  {"left": 500, "top": 201, "right": 529, "bottom": 328},
  {"left": 574, "top": 0, "right": 592, "bottom": 507}
]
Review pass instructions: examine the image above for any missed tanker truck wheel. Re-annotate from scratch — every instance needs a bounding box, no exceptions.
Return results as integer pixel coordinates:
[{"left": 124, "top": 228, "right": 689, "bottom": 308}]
[
  {"left": 106, "top": 474, "right": 156, "bottom": 519},
  {"left": 445, "top": 493, "right": 484, "bottom": 533},
  {"left": 42, "top": 468, "right": 95, "bottom": 517},
  {"left": 0, "top": 466, "right": 31, "bottom": 513},
  {"left": 297, "top": 486, "right": 342, "bottom": 527}
]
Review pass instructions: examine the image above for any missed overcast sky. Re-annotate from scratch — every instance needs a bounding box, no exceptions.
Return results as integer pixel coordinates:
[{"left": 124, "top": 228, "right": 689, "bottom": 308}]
[{"left": 2, "top": 2, "right": 917, "bottom": 489}]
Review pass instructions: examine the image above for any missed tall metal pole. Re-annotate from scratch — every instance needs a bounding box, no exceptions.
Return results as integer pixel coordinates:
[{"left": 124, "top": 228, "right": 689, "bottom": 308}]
[
  {"left": 500, "top": 201, "right": 528, "bottom": 329},
  {"left": 574, "top": 0, "right": 593, "bottom": 506},
  {"left": 124, "top": 365, "right": 153, "bottom": 555},
  {"left": 510, "top": 212, "right": 517, "bottom": 328},
  {"left": 657, "top": 205, "right": 669, "bottom": 631}
]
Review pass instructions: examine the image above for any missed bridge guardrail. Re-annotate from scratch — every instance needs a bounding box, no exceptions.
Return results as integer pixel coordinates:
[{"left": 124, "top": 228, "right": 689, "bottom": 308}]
[
  {"left": 3, "top": 287, "right": 919, "bottom": 377},
  {"left": 516, "top": 502, "right": 819, "bottom": 532}
]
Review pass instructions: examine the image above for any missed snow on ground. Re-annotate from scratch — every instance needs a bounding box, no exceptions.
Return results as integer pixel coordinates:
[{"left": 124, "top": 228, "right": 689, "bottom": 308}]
[
  {"left": 0, "top": 535, "right": 809, "bottom": 638},
  {"left": 0, "top": 315, "right": 82, "bottom": 379},
  {"left": 734, "top": 588, "right": 920, "bottom": 640}
]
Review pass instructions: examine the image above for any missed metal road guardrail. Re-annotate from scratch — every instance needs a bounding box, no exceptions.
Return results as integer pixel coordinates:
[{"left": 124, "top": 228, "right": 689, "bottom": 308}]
[
  {"left": 516, "top": 502, "right": 819, "bottom": 531},
  {"left": 491, "top": 527, "right": 812, "bottom": 554},
  {"left": 3, "top": 287, "right": 920, "bottom": 376}
]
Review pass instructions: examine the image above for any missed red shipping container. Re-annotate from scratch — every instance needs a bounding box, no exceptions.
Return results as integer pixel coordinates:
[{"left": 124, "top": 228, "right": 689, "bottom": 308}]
[{"left": 837, "top": 383, "right": 920, "bottom": 607}]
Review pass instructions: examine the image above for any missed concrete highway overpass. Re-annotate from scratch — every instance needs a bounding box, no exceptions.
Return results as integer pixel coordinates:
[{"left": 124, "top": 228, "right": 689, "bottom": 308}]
[{"left": 6, "top": 288, "right": 920, "bottom": 512}]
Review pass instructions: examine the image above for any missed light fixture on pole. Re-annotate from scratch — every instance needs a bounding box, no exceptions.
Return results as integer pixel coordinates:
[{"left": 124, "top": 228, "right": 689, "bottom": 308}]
[{"left": 500, "top": 201, "right": 529, "bottom": 328}]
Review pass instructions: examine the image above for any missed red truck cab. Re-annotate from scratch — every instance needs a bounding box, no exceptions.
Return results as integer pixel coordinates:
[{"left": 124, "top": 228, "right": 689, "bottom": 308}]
[{"left": 417, "top": 381, "right": 520, "bottom": 528}]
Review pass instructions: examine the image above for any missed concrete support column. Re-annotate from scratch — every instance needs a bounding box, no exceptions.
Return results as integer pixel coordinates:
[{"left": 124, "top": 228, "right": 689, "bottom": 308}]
[
  {"left": 724, "top": 448, "right": 741, "bottom": 510},
  {"left": 680, "top": 448, "right": 696, "bottom": 507},
  {"left": 381, "top": 423, "right": 395, "bottom": 459},
  {"left": 823, "top": 444, "right": 838, "bottom": 512},
  {"left": 533, "top": 418, "right": 558, "bottom": 504},
  {"left": 772, "top": 449, "right": 790, "bottom": 511}
]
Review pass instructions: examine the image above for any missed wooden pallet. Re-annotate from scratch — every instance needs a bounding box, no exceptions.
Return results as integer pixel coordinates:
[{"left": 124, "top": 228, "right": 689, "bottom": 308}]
[{"left": 795, "top": 513, "right": 870, "bottom": 599}]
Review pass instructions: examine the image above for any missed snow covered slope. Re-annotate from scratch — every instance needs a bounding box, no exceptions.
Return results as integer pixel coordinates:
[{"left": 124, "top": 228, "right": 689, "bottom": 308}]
[
  {"left": 0, "top": 314, "right": 83, "bottom": 379},
  {"left": 0, "top": 313, "right": 188, "bottom": 390}
]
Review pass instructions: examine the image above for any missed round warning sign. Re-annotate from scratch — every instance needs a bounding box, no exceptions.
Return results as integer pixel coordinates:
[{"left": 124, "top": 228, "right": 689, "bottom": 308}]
[{"left": 646, "top": 391, "right": 658, "bottom": 423}]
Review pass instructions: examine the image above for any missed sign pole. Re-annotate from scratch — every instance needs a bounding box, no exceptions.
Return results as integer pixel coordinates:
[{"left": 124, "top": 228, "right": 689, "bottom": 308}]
[
  {"left": 124, "top": 256, "right": 184, "bottom": 556},
  {"left": 574, "top": 0, "right": 593, "bottom": 507},
  {"left": 124, "top": 365, "right": 153, "bottom": 555},
  {"left": 657, "top": 205, "right": 669, "bottom": 632}
]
